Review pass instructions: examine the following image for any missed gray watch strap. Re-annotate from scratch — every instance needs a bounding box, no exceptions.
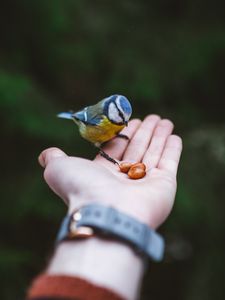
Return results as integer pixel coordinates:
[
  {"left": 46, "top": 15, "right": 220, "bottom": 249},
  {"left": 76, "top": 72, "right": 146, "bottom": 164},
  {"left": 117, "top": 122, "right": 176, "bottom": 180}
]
[{"left": 56, "top": 203, "right": 164, "bottom": 262}]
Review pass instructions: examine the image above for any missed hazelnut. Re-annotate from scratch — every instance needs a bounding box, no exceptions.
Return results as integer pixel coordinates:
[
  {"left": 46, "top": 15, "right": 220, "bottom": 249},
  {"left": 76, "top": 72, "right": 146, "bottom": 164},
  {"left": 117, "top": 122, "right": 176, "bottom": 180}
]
[
  {"left": 128, "top": 166, "right": 146, "bottom": 179},
  {"left": 119, "top": 162, "right": 133, "bottom": 173},
  {"left": 130, "top": 162, "right": 146, "bottom": 171}
]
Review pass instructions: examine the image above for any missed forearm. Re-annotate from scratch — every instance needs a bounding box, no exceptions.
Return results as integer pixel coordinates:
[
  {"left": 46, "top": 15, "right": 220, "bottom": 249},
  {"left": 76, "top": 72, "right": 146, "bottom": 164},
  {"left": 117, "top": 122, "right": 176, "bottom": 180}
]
[{"left": 47, "top": 237, "right": 145, "bottom": 300}]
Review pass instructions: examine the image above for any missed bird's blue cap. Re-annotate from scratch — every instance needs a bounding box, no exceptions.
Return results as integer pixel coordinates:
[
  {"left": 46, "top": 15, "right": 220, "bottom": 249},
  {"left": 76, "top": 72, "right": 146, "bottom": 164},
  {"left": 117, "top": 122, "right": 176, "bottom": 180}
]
[{"left": 104, "top": 94, "right": 132, "bottom": 115}]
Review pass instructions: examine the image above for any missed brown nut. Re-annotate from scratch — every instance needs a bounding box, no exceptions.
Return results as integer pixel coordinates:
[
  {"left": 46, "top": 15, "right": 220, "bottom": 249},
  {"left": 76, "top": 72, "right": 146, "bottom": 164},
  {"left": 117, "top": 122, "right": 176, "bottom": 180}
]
[
  {"left": 130, "top": 162, "right": 146, "bottom": 171},
  {"left": 119, "top": 162, "right": 133, "bottom": 173},
  {"left": 128, "top": 167, "right": 146, "bottom": 179}
]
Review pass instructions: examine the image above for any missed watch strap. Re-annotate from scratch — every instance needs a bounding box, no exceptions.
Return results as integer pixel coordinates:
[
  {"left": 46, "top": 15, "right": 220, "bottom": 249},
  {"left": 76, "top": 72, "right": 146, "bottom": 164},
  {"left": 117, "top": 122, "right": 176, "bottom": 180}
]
[{"left": 56, "top": 203, "right": 164, "bottom": 262}]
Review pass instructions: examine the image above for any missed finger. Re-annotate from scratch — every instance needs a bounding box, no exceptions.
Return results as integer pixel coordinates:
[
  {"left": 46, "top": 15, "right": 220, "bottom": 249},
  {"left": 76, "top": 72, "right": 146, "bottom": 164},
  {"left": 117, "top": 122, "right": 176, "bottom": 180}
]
[
  {"left": 122, "top": 114, "right": 161, "bottom": 162},
  {"left": 158, "top": 135, "right": 183, "bottom": 175},
  {"left": 95, "top": 119, "right": 141, "bottom": 162},
  {"left": 143, "top": 119, "right": 174, "bottom": 168},
  {"left": 38, "top": 147, "right": 67, "bottom": 168}
]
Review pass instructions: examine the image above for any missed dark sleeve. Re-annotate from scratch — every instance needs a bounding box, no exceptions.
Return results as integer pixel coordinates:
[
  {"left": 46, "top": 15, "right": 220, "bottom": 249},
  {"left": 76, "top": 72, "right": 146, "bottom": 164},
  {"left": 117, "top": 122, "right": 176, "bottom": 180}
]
[{"left": 26, "top": 274, "right": 125, "bottom": 300}]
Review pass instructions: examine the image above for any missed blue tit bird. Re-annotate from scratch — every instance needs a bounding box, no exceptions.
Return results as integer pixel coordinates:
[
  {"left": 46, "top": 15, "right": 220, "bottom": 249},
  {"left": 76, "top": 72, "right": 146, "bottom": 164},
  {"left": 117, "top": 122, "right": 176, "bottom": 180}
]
[{"left": 57, "top": 94, "right": 132, "bottom": 164}]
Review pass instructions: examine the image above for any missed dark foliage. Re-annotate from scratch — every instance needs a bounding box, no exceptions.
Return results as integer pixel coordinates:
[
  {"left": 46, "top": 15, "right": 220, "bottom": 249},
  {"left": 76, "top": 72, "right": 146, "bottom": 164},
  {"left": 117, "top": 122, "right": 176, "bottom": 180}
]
[{"left": 0, "top": 1, "right": 225, "bottom": 299}]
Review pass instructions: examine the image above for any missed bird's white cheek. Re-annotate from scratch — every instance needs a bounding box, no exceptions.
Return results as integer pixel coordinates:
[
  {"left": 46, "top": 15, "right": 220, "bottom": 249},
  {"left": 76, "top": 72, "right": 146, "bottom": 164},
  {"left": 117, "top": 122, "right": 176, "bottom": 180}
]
[{"left": 108, "top": 102, "right": 123, "bottom": 123}]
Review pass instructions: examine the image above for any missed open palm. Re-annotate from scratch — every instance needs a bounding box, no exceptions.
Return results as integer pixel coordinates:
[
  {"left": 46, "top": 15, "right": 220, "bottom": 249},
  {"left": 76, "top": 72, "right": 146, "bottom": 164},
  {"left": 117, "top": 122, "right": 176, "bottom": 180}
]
[{"left": 40, "top": 115, "right": 182, "bottom": 229}]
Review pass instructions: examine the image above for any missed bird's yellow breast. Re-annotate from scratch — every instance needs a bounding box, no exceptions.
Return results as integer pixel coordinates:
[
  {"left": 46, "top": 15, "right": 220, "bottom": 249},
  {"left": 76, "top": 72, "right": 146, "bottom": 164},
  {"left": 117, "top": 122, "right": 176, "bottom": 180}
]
[{"left": 78, "top": 117, "right": 125, "bottom": 145}]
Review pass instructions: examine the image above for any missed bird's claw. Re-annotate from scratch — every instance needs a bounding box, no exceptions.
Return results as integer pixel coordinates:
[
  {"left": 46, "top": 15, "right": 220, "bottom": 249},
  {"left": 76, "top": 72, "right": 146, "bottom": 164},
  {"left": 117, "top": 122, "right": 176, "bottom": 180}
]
[{"left": 116, "top": 134, "right": 130, "bottom": 141}]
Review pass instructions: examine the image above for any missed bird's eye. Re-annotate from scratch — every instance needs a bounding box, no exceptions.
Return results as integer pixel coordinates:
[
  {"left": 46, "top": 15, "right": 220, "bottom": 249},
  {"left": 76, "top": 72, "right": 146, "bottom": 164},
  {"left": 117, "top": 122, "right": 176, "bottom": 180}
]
[{"left": 117, "top": 108, "right": 125, "bottom": 123}]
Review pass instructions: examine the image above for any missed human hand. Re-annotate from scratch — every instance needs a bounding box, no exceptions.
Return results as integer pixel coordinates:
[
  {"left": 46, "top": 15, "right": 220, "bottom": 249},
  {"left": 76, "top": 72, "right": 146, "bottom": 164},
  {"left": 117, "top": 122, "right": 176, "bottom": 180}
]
[{"left": 39, "top": 115, "right": 182, "bottom": 229}]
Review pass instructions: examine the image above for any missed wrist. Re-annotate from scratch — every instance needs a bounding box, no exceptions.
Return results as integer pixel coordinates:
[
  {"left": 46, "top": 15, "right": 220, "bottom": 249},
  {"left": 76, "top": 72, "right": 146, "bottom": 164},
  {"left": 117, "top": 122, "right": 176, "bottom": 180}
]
[
  {"left": 48, "top": 203, "right": 164, "bottom": 299},
  {"left": 67, "top": 193, "right": 160, "bottom": 230},
  {"left": 57, "top": 203, "right": 164, "bottom": 262},
  {"left": 47, "top": 237, "right": 145, "bottom": 300}
]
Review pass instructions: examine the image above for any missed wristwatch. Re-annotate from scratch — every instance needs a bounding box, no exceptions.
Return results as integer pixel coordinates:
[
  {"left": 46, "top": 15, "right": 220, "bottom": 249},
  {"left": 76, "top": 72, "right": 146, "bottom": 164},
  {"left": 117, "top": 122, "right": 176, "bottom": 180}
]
[{"left": 56, "top": 203, "right": 165, "bottom": 262}]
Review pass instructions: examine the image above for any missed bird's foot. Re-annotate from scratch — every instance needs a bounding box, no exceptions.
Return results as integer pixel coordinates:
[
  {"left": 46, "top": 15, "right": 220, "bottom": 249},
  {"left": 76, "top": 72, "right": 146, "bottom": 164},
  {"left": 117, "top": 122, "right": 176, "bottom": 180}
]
[
  {"left": 116, "top": 133, "right": 130, "bottom": 141},
  {"left": 99, "top": 149, "right": 118, "bottom": 165}
]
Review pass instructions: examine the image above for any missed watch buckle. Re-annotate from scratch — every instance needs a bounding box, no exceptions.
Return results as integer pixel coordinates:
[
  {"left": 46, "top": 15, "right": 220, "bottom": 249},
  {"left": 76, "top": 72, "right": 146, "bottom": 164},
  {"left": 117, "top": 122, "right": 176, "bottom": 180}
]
[{"left": 69, "top": 210, "right": 94, "bottom": 238}]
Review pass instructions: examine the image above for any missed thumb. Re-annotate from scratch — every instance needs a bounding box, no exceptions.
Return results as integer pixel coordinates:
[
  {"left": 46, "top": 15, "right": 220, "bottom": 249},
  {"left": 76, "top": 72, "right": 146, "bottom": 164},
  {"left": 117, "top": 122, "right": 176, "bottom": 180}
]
[{"left": 38, "top": 147, "right": 67, "bottom": 168}]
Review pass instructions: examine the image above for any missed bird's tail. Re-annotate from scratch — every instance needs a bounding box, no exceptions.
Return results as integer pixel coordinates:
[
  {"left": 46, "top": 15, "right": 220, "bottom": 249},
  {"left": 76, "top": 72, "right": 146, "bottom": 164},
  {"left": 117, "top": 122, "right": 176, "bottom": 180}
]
[{"left": 57, "top": 112, "right": 74, "bottom": 120}]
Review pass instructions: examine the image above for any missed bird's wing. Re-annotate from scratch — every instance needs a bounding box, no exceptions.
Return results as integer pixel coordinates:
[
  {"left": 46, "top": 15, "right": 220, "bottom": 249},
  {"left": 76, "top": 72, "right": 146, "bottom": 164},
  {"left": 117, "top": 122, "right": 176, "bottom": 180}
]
[{"left": 74, "top": 103, "right": 104, "bottom": 126}]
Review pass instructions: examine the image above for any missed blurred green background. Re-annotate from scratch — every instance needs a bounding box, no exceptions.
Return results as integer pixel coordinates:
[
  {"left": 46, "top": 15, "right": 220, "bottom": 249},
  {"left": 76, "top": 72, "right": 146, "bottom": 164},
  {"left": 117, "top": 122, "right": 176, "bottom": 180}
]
[{"left": 1, "top": 0, "right": 225, "bottom": 299}]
